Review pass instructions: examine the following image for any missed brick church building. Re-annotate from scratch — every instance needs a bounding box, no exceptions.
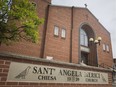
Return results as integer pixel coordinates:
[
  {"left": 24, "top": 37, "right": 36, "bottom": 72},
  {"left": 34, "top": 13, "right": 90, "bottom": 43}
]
[{"left": 0, "top": 0, "right": 114, "bottom": 87}]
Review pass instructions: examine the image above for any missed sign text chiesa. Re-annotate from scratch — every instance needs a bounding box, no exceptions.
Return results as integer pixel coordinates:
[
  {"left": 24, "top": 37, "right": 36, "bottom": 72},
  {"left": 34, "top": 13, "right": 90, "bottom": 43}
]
[{"left": 7, "top": 62, "right": 108, "bottom": 84}]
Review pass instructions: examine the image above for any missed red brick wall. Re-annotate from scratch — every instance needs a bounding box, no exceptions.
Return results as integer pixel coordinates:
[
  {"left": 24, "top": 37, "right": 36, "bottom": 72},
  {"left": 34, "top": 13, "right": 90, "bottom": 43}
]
[
  {"left": 44, "top": 6, "right": 71, "bottom": 62},
  {"left": 0, "top": 0, "right": 50, "bottom": 57},
  {"left": 0, "top": 1, "right": 113, "bottom": 87},
  {"left": 44, "top": 6, "right": 113, "bottom": 66},
  {"left": 0, "top": 54, "right": 113, "bottom": 87},
  {"left": 0, "top": 0, "right": 113, "bottom": 67},
  {"left": 72, "top": 8, "right": 113, "bottom": 66}
]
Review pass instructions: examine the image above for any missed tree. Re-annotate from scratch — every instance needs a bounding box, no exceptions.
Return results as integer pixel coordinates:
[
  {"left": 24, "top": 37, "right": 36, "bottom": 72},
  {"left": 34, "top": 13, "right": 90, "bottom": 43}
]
[{"left": 0, "top": 0, "right": 44, "bottom": 45}]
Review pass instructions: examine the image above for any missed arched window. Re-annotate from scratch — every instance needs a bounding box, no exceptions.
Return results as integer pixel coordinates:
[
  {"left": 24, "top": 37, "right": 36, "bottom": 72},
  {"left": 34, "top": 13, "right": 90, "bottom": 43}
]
[
  {"left": 80, "top": 29, "right": 88, "bottom": 47},
  {"left": 79, "top": 25, "right": 97, "bottom": 66}
]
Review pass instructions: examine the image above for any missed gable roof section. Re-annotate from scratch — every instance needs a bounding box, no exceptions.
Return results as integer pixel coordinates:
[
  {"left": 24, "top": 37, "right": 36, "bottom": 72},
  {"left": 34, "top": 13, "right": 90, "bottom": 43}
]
[{"left": 50, "top": 4, "right": 110, "bottom": 35}]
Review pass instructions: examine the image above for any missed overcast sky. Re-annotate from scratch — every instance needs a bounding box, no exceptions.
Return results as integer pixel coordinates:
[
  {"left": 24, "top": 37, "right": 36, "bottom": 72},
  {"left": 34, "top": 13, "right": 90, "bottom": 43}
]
[{"left": 52, "top": 0, "right": 116, "bottom": 58}]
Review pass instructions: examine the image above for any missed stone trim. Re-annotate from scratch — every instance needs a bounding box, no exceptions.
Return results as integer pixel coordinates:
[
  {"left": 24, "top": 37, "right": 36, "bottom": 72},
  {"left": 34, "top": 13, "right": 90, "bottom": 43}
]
[{"left": 0, "top": 52, "right": 112, "bottom": 72}]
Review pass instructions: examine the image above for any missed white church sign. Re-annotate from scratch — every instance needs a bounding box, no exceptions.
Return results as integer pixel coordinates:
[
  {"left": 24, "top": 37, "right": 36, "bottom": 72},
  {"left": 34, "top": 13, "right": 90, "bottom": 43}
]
[{"left": 7, "top": 62, "right": 109, "bottom": 84}]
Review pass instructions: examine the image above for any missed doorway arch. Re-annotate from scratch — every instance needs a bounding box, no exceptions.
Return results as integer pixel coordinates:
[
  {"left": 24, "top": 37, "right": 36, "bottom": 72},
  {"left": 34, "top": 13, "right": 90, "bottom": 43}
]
[{"left": 79, "top": 23, "right": 98, "bottom": 66}]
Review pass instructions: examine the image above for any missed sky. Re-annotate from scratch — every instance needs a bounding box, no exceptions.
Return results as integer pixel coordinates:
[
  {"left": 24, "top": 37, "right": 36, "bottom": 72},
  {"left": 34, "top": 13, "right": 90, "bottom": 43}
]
[{"left": 52, "top": 0, "right": 116, "bottom": 58}]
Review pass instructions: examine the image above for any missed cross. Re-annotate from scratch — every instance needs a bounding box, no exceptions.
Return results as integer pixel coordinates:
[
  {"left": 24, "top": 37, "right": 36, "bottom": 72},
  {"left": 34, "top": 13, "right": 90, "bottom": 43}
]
[{"left": 84, "top": 4, "right": 87, "bottom": 8}]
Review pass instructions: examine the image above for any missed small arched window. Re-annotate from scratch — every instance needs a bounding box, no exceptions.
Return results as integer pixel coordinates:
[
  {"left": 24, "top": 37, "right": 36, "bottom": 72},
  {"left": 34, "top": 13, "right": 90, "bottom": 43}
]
[{"left": 80, "top": 29, "right": 88, "bottom": 47}]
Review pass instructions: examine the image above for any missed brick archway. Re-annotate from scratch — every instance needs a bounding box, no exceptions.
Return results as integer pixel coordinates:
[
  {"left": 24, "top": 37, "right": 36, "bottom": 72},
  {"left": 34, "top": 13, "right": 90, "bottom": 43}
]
[{"left": 79, "top": 24, "right": 98, "bottom": 66}]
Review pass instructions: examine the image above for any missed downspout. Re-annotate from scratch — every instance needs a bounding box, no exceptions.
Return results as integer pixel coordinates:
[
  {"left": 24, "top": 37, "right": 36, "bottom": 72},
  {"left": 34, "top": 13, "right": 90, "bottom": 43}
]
[
  {"left": 40, "top": 5, "right": 50, "bottom": 58},
  {"left": 69, "top": 6, "right": 74, "bottom": 63}
]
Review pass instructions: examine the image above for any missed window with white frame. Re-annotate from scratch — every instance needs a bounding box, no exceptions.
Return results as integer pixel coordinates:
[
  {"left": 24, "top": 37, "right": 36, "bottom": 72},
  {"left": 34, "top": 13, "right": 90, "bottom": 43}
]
[
  {"left": 61, "top": 29, "right": 66, "bottom": 38},
  {"left": 54, "top": 26, "right": 59, "bottom": 36},
  {"left": 103, "top": 44, "right": 106, "bottom": 51},
  {"left": 80, "top": 29, "right": 88, "bottom": 47},
  {"left": 106, "top": 44, "right": 109, "bottom": 52}
]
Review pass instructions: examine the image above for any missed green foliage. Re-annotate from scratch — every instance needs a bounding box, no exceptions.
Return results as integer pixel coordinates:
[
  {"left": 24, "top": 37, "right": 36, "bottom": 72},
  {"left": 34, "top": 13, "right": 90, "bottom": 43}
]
[{"left": 0, "top": 0, "right": 44, "bottom": 45}]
